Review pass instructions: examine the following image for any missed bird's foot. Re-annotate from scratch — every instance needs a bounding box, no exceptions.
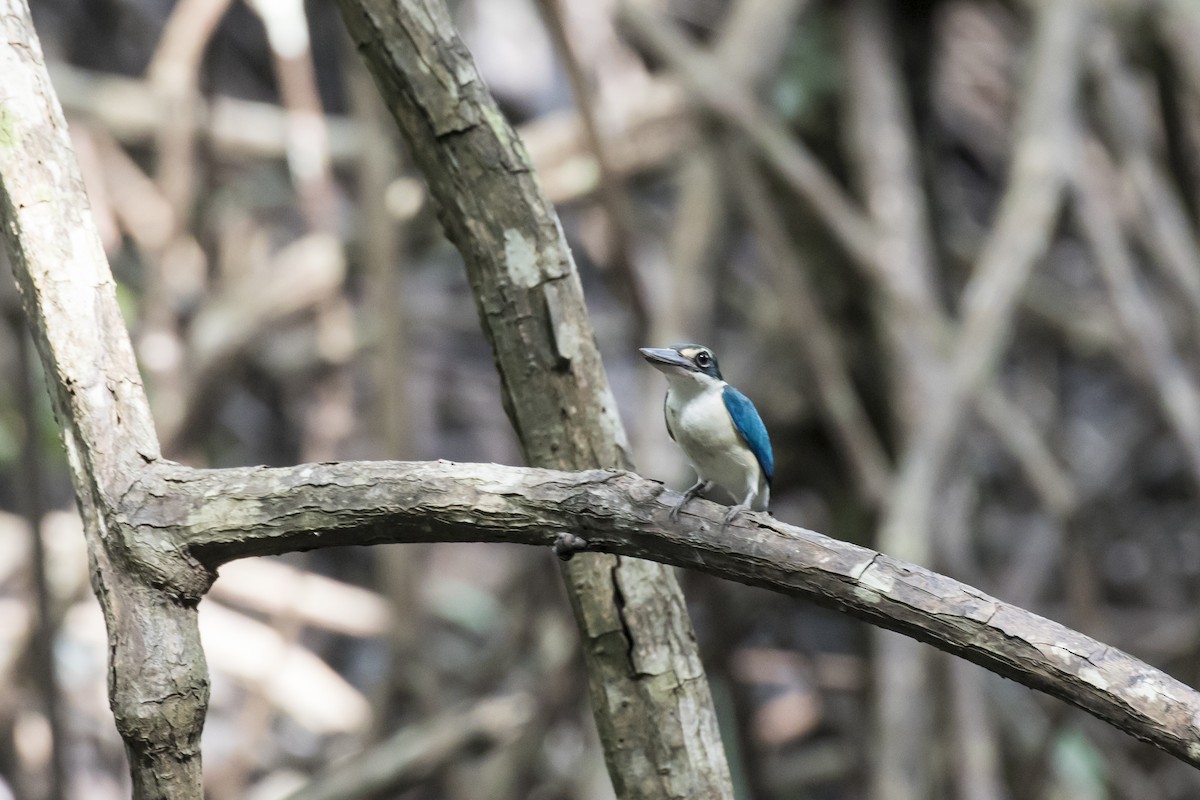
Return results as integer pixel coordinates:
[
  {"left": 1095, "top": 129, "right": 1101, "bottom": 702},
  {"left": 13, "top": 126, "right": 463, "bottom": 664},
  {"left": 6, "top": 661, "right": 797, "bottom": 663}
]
[
  {"left": 720, "top": 504, "right": 750, "bottom": 532},
  {"left": 668, "top": 496, "right": 689, "bottom": 523},
  {"left": 669, "top": 482, "right": 708, "bottom": 523}
]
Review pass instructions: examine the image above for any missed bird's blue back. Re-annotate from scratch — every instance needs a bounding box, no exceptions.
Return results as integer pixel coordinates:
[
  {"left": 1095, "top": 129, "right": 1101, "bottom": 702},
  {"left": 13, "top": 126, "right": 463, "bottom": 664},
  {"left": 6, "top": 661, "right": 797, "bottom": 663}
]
[{"left": 722, "top": 386, "right": 773, "bottom": 484}]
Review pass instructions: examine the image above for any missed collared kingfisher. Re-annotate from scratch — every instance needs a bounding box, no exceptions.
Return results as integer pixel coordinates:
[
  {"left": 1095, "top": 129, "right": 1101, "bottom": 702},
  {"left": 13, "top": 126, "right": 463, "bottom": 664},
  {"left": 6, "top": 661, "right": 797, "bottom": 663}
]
[{"left": 640, "top": 344, "right": 773, "bottom": 526}]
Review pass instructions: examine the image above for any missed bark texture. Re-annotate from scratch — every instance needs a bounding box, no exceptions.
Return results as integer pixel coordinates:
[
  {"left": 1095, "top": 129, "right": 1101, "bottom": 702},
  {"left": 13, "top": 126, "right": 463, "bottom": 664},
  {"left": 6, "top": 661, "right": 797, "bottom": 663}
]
[
  {"left": 0, "top": 2, "right": 209, "bottom": 798},
  {"left": 118, "top": 458, "right": 1200, "bottom": 770},
  {"left": 334, "top": 1, "right": 734, "bottom": 797},
  {"left": 10, "top": 0, "right": 1200, "bottom": 795}
]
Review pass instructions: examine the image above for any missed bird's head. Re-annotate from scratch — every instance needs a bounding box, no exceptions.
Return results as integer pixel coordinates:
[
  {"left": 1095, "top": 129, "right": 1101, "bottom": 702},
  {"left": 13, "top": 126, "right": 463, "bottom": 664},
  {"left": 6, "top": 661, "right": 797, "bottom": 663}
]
[{"left": 639, "top": 344, "right": 724, "bottom": 386}]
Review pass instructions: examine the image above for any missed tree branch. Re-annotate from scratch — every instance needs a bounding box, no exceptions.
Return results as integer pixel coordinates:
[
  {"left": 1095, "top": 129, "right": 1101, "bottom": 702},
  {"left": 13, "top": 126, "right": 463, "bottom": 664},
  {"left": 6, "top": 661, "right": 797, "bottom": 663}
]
[
  {"left": 0, "top": 3, "right": 208, "bottom": 798},
  {"left": 335, "top": 1, "right": 734, "bottom": 796},
  {"left": 880, "top": 0, "right": 1087, "bottom": 563},
  {"left": 119, "top": 458, "right": 1200, "bottom": 770},
  {"left": 10, "top": 1, "right": 1198, "bottom": 795},
  {"left": 1072, "top": 140, "right": 1200, "bottom": 484}
]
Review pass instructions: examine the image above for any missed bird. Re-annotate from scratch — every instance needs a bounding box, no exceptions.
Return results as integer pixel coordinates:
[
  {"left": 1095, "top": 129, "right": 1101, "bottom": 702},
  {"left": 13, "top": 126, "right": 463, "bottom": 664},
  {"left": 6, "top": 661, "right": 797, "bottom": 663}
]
[{"left": 640, "top": 344, "right": 773, "bottom": 527}]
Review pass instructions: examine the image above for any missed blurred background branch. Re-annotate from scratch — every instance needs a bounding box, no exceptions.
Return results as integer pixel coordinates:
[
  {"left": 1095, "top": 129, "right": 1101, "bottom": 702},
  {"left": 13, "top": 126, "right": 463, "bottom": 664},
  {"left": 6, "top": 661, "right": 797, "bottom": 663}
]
[{"left": 5, "top": 0, "right": 1200, "bottom": 797}]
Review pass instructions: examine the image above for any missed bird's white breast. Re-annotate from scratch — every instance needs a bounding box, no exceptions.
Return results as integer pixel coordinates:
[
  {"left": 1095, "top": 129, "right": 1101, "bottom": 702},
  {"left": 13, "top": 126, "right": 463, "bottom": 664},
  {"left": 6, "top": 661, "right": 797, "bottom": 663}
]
[{"left": 665, "top": 383, "right": 765, "bottom": 504}]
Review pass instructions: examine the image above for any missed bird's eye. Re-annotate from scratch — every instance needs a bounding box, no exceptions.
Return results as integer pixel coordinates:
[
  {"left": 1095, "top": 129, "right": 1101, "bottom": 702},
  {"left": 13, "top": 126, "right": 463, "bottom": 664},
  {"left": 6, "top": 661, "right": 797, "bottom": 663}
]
[{"left": 695, "top": 352, "right": 711, "bottom": 367}]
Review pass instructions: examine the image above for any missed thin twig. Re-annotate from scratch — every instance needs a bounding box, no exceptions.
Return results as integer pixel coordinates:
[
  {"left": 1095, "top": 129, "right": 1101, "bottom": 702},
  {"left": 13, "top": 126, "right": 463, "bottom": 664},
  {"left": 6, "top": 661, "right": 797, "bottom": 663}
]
[
  {"left": 713, "top": 0, "right": 809, "bottom": 84},
  {"left": 1154, "top": 0, "right": 1200, "bottom": 223},
  {"left": 247, "top": 0, "right": 339, "bottom": 232},
  {"left": 146, "top": 0, "right": 233, "bottom": 215},
  {"left": 843, "top": 0, "right": 943, "bottom": 437},
  {"left": 948, "top": 659, "right": 1005, "bottom": 800},
  {"left": 138, "top": 0, "right": 232, "bottom": 460}
]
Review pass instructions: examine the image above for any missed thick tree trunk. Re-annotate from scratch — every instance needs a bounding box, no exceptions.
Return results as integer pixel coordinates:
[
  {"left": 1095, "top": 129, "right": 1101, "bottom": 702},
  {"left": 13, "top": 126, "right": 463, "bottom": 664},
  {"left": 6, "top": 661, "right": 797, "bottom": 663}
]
[
  {"left": 334, "top": 1, "right": 735, "bottom": 796},
  {"left": 0, "top": 2, "right": 210, "bottom": 798}
]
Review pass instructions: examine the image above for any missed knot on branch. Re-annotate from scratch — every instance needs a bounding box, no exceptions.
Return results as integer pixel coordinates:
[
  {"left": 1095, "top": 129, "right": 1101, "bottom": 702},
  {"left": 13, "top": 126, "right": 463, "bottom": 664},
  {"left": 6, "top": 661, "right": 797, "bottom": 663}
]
[
  {"left": 553, "top": 531, "right": 589, "bottom": 560},
  {"left": 112, "top": 684, "right": 208, "bottom": 756},
  {"left": 113, "top": 465, "right": 218, "bottom": 601}
]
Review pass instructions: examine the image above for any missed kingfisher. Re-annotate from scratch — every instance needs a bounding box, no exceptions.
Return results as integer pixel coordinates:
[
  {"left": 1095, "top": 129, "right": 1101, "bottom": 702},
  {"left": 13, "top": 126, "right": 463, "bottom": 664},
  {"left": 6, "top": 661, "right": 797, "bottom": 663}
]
[{"left": 640, "top": 344, "right": 773, "bottom": 526}]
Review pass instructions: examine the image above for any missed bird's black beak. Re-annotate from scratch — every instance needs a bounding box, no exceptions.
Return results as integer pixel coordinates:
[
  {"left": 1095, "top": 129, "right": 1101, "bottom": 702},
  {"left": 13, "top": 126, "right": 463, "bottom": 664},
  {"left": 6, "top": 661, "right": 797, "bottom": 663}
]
[{"left": 639, "top": 347, "right": 692, "bottom": 372}]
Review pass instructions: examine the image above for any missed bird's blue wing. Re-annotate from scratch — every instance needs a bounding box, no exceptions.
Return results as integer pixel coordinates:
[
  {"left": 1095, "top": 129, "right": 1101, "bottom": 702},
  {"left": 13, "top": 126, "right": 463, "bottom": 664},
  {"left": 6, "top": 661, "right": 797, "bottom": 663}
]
[{"left": 723, "top": 386, "right": 773, "bottom": 484}]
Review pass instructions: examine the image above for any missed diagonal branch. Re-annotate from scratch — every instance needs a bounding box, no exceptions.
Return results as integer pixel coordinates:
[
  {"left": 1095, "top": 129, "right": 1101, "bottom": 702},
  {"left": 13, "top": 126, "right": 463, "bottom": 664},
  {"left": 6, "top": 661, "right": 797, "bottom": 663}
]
[
  {"left": 0, "top": 2, "right": 208, "bottom": 798},
  {"left": 879, "top": 0, "right": 1087, "bottom": 561},
  {"left": 621, "top": 0, "right": 1076, "bottom": 522},
  {"left": 335, "top": 1, "right": 734, "bottom": 796},
  {"left": 1072, "top": 140, "right": 1200, "bottom": 483},
  {"left": 534, "top": 0, "right": 650, "bottom": 341},
  {"left": 118, "top": 458, "right": 1200, "bottom": 770},
  {"left": 283, "top": 694, "right": 535, "bottom": 800},
  {"left": 616, "top": 0, "right": 879, "bottom": 272}
]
